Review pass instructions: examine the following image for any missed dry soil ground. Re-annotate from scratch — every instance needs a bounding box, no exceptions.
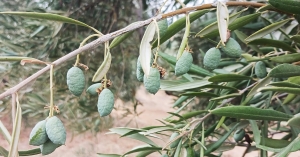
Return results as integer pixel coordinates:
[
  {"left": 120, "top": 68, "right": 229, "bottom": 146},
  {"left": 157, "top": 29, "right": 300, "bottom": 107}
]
[{"left": 1, "top": 86, "right": 300, "bottom": 157}]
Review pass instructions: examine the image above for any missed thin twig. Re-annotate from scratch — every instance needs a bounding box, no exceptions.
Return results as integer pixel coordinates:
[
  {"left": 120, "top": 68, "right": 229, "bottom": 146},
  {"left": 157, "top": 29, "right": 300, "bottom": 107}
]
[{"left": 11, "top": 93, "right": 16, "bottom": 121}]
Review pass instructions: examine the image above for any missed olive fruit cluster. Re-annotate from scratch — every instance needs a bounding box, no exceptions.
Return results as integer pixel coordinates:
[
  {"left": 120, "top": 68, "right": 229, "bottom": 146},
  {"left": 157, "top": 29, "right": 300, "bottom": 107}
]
[
  {"left": 203, "top": 38, "right": 242, "bottom": 70},
  {"left": 68, "top": 65, "right": 115, "bottom": 117},
  {"left": 29, "top": 116, "right": 66, "bottom": 155}
]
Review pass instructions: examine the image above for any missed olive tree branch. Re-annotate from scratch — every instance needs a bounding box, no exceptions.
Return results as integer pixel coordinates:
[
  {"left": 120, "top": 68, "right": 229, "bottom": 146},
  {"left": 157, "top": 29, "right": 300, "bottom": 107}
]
[{"left": 0, "top": 2, "right": 266, "bottom": 100}]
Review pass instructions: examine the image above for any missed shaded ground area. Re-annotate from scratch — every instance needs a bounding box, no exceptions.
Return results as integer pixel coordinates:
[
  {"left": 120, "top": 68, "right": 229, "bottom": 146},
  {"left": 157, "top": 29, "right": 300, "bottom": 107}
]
[{"left": 1, "top": 86, "right": 299, "bottom": 156}]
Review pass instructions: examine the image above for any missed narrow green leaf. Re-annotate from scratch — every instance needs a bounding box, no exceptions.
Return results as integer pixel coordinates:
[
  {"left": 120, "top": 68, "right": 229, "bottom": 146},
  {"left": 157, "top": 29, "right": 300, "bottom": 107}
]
[
  {"left": 196, "top": 8, "right": 248, "bottom": 37},
  {"left": 199, "top": 84, "right": 238, "bottom": 91},
  {"left": 140, "top": 21, "right": 156, "bottom": 76},
  {"left": 200, "top": 13, "right": 261, "bottom": 38},
  {"left": 258, "top": 86, "right": 300, "bottom": 94},
  {"left": 291, "top": 35, "right": 300, "bottom": 43},
  {"left": 0, "top": 146, "right": 8, "bottom": 157},
  {"left": 235, "top": 30, "right": 262, "bottom": 54},
  {"left": 262, "top": 138, "right": 291, "bottom": 149},
  {"left": 0, "top": 12, "right": 92, "bottom": 29},
  {"left": 144, "top": 126, "right": 174, "bottom": 135},
  {"left": 287, "top": 113, "right": 300, "bottom": 128},
  {"left": 176, "top": 14, "right": 190, "bottom": 60},
  {"left": 269, "top": 64, "right": 300, "bottom": 78},
  {"left": 174, "top": 139, "right": 183, "bottom": 157},
  {"left": 217, "top": 1, "right": 229, "bottom": 45},
  {"left": 245, "top": 18, "right": 292, "bottom": 42},
  {"left": 92, "top": 51, "right": 112, "bottom": 82},
  {"left": 136, "top": 150, "right": 156, "bottom": 157},
  {"left": 248, "top": 39, "right": 296, "bottom": 53},
  {"left": 210, "top": 93, "right": 241, "bottom": 101},
  {"left": 168, "top": 110, "right": 208, "bottom": 123},
  {"left": 0, "top": 120, "right": 12, "bottom": 144},
  {"left": 8, "top": 101, "right": 22, "bottom": 157},
  {"left": 123, "top": 146, "right": 162, "bottom": 156},
  {"left": 208, "top": 74, "right": 252, "bottom": 82},
  {"left": 210, "top": 106, "right": 292, "bottom": 121},
  {"left": 247, "top": 76, "right": 271, "bottom": 97},
  {"left": 204, "top": 123, "right": 239, "bottom": 155},
  {"left": 152, "top": 9, "right": 211, "bottom": 48},
  {"left": 287, "top": 76, "right": 300, "bottom": 85},
  {"left": 283, "top": 94, "right": 296, "bottom": 105},
  {"left": 269, "top": 81, "right": 300, "bottom": 88},
  {"left": 275, "top": 136, "right": 300, "bottom": 157},
  {"left": 160, "top": 80, "right": 211, "bottom": 91},
  {"left": 109, "top": 31, "right": 133, "bottom": 49},
  {"left": 19, "top": 148, "right": 41, "bottom": 156},
  {"left": 97, "top": 153, "right": 121, "bottom": 157},
  {"left": 173, "top": 95, "right": 190, "bottom": 107},
  {"left": 109, "top": 128, "right": 156, "bottom": 146},
  {"left": 181, "top": 92, "right": 219, "bottom": 97},
  {"left": 30, "top": 25, "right": 46, "bottom": 38},
  {"left": 249, "top": 120, "right": 261, "bottom": 144},
  {"left": 270, "top": 53, "right": 300, "bottom": 63}
]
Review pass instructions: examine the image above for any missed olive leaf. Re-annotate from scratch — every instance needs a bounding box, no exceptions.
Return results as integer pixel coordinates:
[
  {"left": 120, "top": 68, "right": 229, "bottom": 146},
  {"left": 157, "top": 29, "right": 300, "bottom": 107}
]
[
  {"left": 195, "top": 8, "right": 248, "bottom": 37},
  {"left": 109, "top": 31, "right": 134, "bottom": 49},
  {"left": 176, "top": 14, "right": 190, "bottom": 60},
  {"left": 287, "top": 113, "right": 300, "bottom": 128},
  {"left": 258, "top": 86, "right": 300, "bottom": 94},
  {"left": 152, "top": 9, "right": 211, "bottom": 48},
  {"left": 140, "top": 21, "right": 156, "bottom": 76},
  {"left": 200, "top": 13, "right": 261, "bottom": 38},
  {"left": 210, "top": 106, "right": 292, "bottom": 121},
  {"left": 92, "top": 51, "right": 112, "bottom": 82},
  {"left": 245, "top": 18, "right": 292, "bottom": 42},
  {"left": 160, "top": 80, "right": 211, "bottom": 91},
  {"left": 0, "top": 120, "right": 12, "bottom": 144},
  {"left": 269, "top": 64, "right": 300, "bottom": 78},
  {"left": 270, "top": 53, "right": 300, "bottom": 63},
  {"left": 216, "top": 1, "right": 229, "bottom": 45},
  {"left": 0, "top": 12, "right": 97, "bottom": 32},
  {"left": 8, "top": 100, "right": 22, "bottom": 157},
  {"left": 208, "top": 74, "right": 252, "bottom": 82},
  {"left": 248, "top": 38, "right": 296, "bottom": 53}
]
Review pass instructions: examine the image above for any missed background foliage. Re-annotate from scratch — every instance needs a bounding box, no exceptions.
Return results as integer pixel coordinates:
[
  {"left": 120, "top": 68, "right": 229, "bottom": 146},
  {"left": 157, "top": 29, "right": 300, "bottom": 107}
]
[{"left": 2, "top": 0, "right": 300, "bottom": 156}]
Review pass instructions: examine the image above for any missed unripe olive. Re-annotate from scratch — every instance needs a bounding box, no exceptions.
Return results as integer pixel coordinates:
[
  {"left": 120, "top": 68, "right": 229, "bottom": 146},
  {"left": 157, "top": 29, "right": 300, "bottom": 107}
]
[
  {"left": 40, "top": 140, "right": 61, "bottom": 155},
  {"left": 86, "top": 83, "right": 102, "bottom": 95},
  {"left": 143, "top": 67, "right": 160, "bottom": 94},
  {"left": 67, "top": 67, "right": 85, "bottom": 96},
  {"left": 234, "top": 129, "right": 245, "bottom": 142},
  {"left": 45, "top": 116, "right": 66, "bottom": 145},
  {"left": 203, "top": 48, "right": 221, "bottom": 70},
  {"left": 221, "top": 38, "right": 242, "bottom": 58},
  {"left": 255, "top": 61, "right": 267, "bottom": 78},
  {"left": 97, "top": 88, "right": 114, "bottom": 117},
  {"left": 29, "top": 120, "right": 48, "bottom": 146},
  {"left": 175, "top": 51, "right": 193, "bottom": 76}
]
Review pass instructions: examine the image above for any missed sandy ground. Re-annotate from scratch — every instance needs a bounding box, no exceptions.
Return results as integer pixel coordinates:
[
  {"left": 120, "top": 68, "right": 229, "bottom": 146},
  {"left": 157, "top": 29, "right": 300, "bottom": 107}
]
[{"left": 1, "top": 86, "right": 300, "bottom": 157}]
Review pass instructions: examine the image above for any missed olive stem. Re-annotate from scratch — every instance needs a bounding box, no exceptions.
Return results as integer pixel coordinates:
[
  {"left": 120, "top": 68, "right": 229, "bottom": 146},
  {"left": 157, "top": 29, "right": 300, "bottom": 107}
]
[
  {"left": 49, "top": 64, "right": 54, "bottom": 117},
  {"left": 153, "top": 19, "right": 160, "bottom": 66},
  {"left": 75, "top": 34, "right": 102, "bottom": 66}
]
